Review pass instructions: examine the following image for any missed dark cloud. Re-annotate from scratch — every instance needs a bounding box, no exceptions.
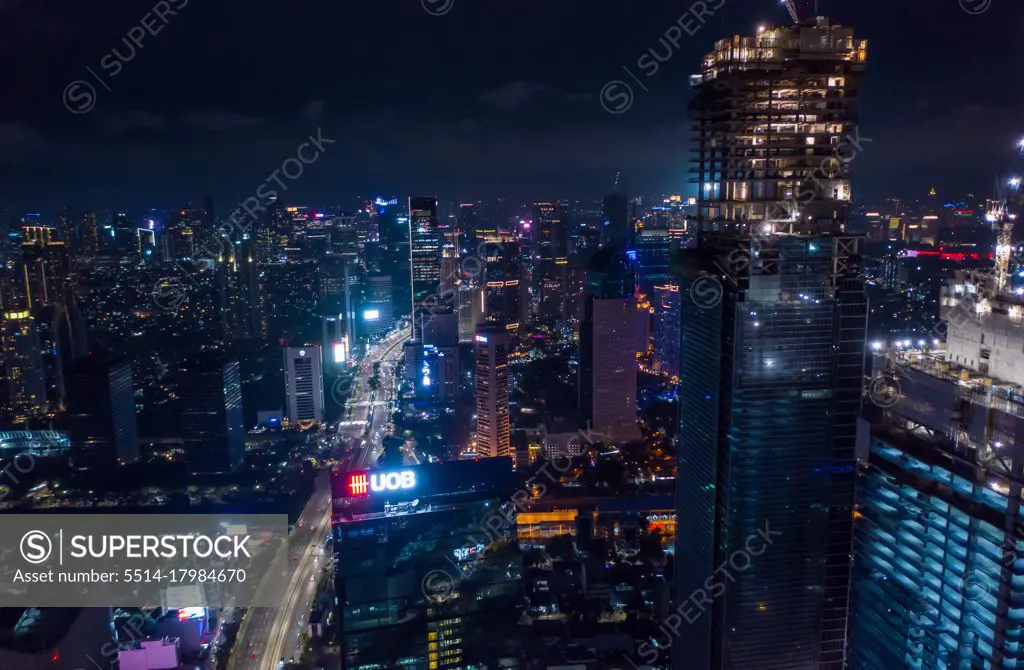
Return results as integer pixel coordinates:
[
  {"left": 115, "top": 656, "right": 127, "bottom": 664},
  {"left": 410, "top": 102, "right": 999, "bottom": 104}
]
[
  {"left": 182, "top": 110, "right": 266, "bottom": 133},
  {"left": 478, "top": 81, "right": 547, "bottom": 111}
]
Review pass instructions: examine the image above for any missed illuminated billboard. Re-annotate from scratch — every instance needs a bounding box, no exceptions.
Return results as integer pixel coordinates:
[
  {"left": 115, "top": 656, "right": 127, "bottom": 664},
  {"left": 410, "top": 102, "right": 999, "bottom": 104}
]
[
  {"left": 331, "top": 460, "right": 513, "bottom": 515},
  {"left": 364, "top": 309, "right": 380, "bottom": 321},
  {"left": 343, "top": 469, "right": 417, "bottom": 497},
  {"left": 334, "top": 337, "right": 349, "bottom": 364}
]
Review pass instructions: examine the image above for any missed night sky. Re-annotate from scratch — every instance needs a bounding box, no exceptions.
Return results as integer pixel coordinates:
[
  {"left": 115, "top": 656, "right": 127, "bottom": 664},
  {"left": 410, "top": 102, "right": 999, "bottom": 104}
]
[{"left": 0, "top": 0, "right": 1019, "bottom": 208}]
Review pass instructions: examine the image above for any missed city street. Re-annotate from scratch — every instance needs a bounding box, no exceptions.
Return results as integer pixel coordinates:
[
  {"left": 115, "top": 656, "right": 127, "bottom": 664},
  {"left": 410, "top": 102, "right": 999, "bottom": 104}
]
[{"left": 228, "top": 330, "right": 408, "bottom": 670}]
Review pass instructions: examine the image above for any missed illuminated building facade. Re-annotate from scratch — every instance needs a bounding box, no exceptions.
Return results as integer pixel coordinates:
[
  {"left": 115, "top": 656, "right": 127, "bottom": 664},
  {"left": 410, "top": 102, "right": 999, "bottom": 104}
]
[
  {"left": 457, "top": 284, "right": 485, "bottom": 343},
  {"left": 284, "top": 346, "right": 325, "bottom": 425},
  {"left": 410, "top": 196, "right": 442, "bottom": 340},
  {"left": 534, "top": 201, "right": 569, "bottom": 329},
  {"left": 440, "top": 228, "right": 460, "bottom": 296},
  {"left": 323, "top": 315, "right": 349, "bottom": 369},
  {"left": 849, "top": 349, "right": 1024, "bottom": 668},
  {"left": 163, "top": 208, "right": 197, "bottom": 261},
  {"left": 689, "top": 18, "right": 866, "bottom": 226},
  {"left": 331, "top": 459, "right": 522, "bottom": 670},
  {"left": 362, "top": 274, "right": 393, "bottom": 339},
  {"left": 2, "top": 310, "right": 47, "bottom": 421},
  {"left": 483, "top": 242, "right": 524, "bottom": 337},
  {"left": 675, "top": 18, "right": 867, "bottom": 670},
  {"left": 405, "top": 341, "right": 457, "bottom": 403},
  {"left": 942, "top": 270, "right": 1024, "bottom": 384},
  {"left": 475, "top": 325, "right": 511, "bottom": 460},
  {"left": 651, "top": 284, "right": 681, "bottom": 379},
  {"left": 635, "top": 228, "right": 671, "bottom": 296}
]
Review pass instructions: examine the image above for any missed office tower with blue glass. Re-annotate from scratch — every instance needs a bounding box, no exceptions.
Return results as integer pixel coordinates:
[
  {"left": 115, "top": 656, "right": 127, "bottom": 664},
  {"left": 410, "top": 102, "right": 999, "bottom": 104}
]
[
  {"left": 651, "top": 284, "right": 681, "bottom": 380},
  {"left": 410, "top": 196, "right": 442, "bottom": 341},
  {"left": 180, "top": 352, "right": 244, "bottom": 474},
  {"left": 848, "top": 275, "right": 1024, "bottom": 667},
  {"left": 673, "top": 17, "right": 867, "bottom": 670},
  {"left": 332, "top": 459, "right": 522, "bottom": 670}
]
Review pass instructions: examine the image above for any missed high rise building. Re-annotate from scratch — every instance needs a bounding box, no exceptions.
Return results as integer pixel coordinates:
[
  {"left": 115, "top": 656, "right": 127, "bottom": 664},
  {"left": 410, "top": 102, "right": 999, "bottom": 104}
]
[
  {"left": 52, "top": 288, "right": 88, "bottom": 405},
  {"left": 1, "top": 310, "right": 47, "bottom": 421},
  {"left": 474, "top": 325, "right": 511, "bottom": 461},
  {"left": 534, "top": 202, "right": 570, "bottom": 329},
  {"left": 942, "top": 269, "right": 1024, "bottom": 381},
  {"left": 362, "top": 274, "right": 393, "bottom": 338},
  {"left": 440, "top": 228, "right": 461, "bottom": 296},
  {"left": 265, "top": 260, "right": 319, "bottom": 343},
  {"left": 64, "top": 356, "right": 139, "bottom": 470},
  {"left": 21, "top": 233, "right": 71, "bottom": 309},
  {"left": 578, "top": 249, "right": 639, "bottom": 442},
  {"left": 651, "top": 284, "right": 681, "bottom": 379},
  {"left": 201, "top": 193, "right": 215, "bottom": 238},
  {"left": 163, "top": 207, "right": 198, "bottom": 261},
  {"left": 373, "top": 199, "right": 411, "bottom": 321},
  {"left": 414, "top": 224, "right": 460, "bottom": 347},
  {"left": 329, "top": 219, "right": 361, "bottom": 264},
  {"left": 179, "top": 352, "right": 244, "bottom": 474},
  {"left": 217, "top": 233, "right": 265, "bottom": 341},
  {"left": 79, "top": 212, "right": 100, "bottom": 257},
  {"left": 849, "top": 346, "right": 1024, "bottom": 667},
  {"left": 457, "top": 283, "right": 485, "bottom": 343},
  {"left": 410, "top": 196, "right": 441, "bottom": 340},
  {"left": 483, "top": 242, "right": 524, "bottom": 337},
  {"left": 284, "top": 345, "right": 325, "bottom": 425},
  {"left": 674, "top": 18, "right": 866, "bottom": 670},
  {"left": 405, "top": 341, "right": 458, "bottom": 403},
  {"left": 331, "top": 459, "right": 522, "bottom": 670},
  {"left": 319, "top": 259, "right": 360, "bottom": 345},
  {"left": 459, "top": 202, "right": 481, "bottom": 250},
  {"left": 533, "top": 201, "right": 568, "bottom": 261},
  {"left": 602, "top": 193, "right": 631, "bottom": 250},
  {"left": 323, "top": 315, "right": 349, "bottom": 370},
  {"left": 635, "top": 228, "right": 671, "bottom": 296},
  {"left": 635, "top": 294, "right": 651, "bottom": 357}
]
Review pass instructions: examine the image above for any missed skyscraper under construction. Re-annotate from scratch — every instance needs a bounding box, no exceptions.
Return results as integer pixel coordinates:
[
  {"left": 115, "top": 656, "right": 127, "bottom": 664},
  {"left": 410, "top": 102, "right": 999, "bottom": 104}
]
[{"left": 673, "top": 16, "right": 867, "bottom": 670}]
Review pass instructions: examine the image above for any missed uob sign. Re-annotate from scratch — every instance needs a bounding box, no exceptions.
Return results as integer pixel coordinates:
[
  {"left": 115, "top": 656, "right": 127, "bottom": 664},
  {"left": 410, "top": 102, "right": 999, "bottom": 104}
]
[{"left": 347, "top": 470, "right": 416, "bottom": 496}]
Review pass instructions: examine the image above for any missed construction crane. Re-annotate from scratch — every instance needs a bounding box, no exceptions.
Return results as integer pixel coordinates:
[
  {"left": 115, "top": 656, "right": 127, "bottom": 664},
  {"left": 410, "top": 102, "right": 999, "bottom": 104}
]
[
  {"left": 782, "top": 0, "right": 815, "bottom": 24},
  {"left": 986, "top": 172, "right": 1017, "bottom": 294}
]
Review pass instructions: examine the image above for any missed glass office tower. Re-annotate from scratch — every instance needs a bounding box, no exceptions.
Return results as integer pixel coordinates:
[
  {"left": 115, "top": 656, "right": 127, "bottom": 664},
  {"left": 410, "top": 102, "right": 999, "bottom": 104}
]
[
  {"left": 410, "top": 196, "right": 441, "bottom": 341},
  {"left": 849, "top": 348, "right": 1024, "bottom": 668},
  {"left": 332, "top": 459, "right": 522, "bottom": 670},
  {"left": 674, "top": 16, "right": 867, "bottom": 670},
  {"left": 675, "top": 234, "right": 866, "bottom": 670}
]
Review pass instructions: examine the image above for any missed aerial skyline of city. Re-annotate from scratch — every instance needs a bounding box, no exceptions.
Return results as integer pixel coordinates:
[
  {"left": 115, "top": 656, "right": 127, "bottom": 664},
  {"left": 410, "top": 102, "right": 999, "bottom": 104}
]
[{"left": 1, "top": 2, "right": 1023, "bottom": 669}]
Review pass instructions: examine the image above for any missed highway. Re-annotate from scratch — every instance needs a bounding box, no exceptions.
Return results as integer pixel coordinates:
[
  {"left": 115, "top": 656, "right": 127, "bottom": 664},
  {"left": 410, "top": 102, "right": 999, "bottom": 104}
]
[{"left": 229, "top": 329, "right": 409, "bottom": 670}]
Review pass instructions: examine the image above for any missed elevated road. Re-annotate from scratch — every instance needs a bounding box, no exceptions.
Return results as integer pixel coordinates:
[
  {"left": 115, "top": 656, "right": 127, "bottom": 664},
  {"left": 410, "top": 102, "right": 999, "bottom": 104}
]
[{"left": 229, "top": 331, "right": 408, "bottom": 669}]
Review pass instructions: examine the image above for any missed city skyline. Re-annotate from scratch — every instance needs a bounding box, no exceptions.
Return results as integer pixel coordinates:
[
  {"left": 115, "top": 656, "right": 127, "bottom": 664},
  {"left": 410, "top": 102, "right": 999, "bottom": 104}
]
[{"left": 1, "top": 4, "right": 1023, "bottom": 670}]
